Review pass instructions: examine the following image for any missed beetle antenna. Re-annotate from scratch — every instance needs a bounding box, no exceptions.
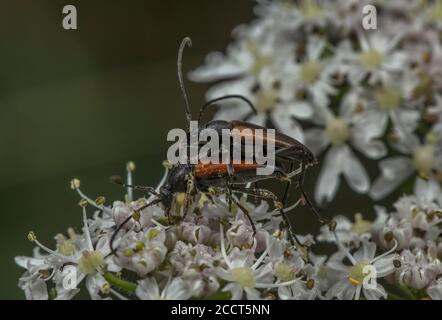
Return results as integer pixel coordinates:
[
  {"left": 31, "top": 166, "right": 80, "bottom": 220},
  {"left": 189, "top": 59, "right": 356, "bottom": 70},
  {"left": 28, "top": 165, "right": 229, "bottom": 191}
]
[
  {"left": 108, "top": 198, "right": 162, "bottom": 257},
  {"left": 177, "top": 37, "right": 193, "bottom": 132},
  {"left": 198, "top": 94, "right": 257, "bottom": 123},
  {"left": 110, "top": 175, "right": 161, "bottom": 197}
]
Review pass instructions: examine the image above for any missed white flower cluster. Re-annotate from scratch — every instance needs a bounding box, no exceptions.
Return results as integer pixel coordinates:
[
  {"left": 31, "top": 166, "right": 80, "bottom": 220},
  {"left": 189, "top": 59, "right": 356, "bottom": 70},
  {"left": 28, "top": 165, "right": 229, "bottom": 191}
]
[
  {"left": 15, "top": 163, "right": 442, "bottom": 300},
  {"left": 190, "top": 0, "right": 442, "bottom": 204},
  {"left": 317, "top": 178, "right": 442, "bottom": 300},
  {"left": 14, "top": 163, "right": 313, "bottom": 300}
]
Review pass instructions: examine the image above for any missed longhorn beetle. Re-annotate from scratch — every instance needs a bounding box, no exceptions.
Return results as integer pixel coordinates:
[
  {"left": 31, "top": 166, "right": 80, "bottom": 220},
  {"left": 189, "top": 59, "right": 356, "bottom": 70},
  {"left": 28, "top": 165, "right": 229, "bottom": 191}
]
[
  {"left": 185, "top": 38, "right": 328, "bottom": 226},
  {"left": 108, "top": 37, "right": 327, "bottom": 255}
]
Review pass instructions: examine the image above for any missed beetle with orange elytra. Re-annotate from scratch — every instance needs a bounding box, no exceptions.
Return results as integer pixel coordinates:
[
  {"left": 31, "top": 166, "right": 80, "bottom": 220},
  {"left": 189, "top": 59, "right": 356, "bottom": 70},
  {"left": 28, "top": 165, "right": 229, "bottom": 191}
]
[{"left": 108, "top": 37, "right": 329, "bottom": 255}]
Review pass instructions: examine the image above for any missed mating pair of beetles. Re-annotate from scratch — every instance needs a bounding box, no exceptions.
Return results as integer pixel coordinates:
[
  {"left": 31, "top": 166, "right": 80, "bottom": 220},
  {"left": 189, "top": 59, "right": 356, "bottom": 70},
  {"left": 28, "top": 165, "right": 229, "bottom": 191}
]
[{"left": 110, "top": 38, "right": 330, "bottom": 252}]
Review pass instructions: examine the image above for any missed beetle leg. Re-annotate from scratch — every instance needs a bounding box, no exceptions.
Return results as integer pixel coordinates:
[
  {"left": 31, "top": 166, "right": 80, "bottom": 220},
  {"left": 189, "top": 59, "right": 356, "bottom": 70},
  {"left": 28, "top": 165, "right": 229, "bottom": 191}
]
[
  {"left": 182, "top": 174, "right": 196, "bottom": 219},
  {"left": 204, "top": 191, "right": 217, "bottom": 205},
  {"left": 226, "top": 193, "right": 257, "bottom": 235},
  {"left": 225, "top": 184, "right": 233, "bottom": 212},
  {"left": 251, "top": 181, "right": 260, "bottom": 206},
  {"left": 230, "top": 186, "right": 283, "bottom": 209},
  {"left": 298, "top": 162, "right": 328, "bottom": 224},
  {"left": 277, "top": 162, "right": 306, "bottom": 248},
  {"left": 165, "top": 205, "right": 172, "bottom": 224},
  {"left": 274, "top": 155, "right": 326, "bottom": 224}
]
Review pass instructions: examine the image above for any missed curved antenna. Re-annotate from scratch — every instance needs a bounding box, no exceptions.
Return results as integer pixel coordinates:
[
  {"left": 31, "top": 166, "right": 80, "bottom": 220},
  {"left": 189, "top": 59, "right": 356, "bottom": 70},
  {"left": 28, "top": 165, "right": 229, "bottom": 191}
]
[
  {"left": 198, "top": 94, "right": 257, "bottom": 123},
  {"left": 107, "top": 198, "right": 162, "bottom": 257},
  {"left": 110, "top": 175, "right": 161, "bottom": 197},
  {"left": 177, "top": 37, "right": 193, "bottom": 132}
]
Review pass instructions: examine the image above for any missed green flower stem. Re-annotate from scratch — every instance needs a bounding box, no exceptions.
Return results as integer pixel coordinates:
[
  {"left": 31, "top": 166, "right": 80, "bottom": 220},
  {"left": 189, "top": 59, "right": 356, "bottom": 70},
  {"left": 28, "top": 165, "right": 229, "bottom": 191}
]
[
  {"left": 104, "top": 272, "right": 137, "bottom": 294},
  {"left": 387, "top": 292, "right": 405, "bottom": 300},
  {"left": 400, "top": 285, "right": 417, "bottom": 300}
]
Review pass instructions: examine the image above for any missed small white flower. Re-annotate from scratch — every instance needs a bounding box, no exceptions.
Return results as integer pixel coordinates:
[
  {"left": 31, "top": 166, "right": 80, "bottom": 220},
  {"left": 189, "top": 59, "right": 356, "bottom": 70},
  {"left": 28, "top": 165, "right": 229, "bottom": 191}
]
[
  {"left": 396, "top": 248, "right": 442, "bottom": 290},
  {"left": 305, "top": 99, "right": 383, "bottom": 203},
  {"left": 215, "top": 225, "right": 297, "bottom": 299},
  {"left": 317, "top": 213, "right": 372, "bottom": 247},
  {"left": 326, "top": 236, "right": 398, "bottom": 300},
  {"left": 136, "top": 277, "right": 195, "bottom": 300},
  {"left": 342, "top": 32, "right": 407, "bottom": 85},
  {"left": 427, "top": 278, "right": 442, "bottom": 300},
  {"left": 117, "top": 227, "right": 167, "bottom": 276},
  {"left": 112, "top": 199, "right": 157, "bottom": 232},
  {"left": 167, "top": 241, "right": 221, "bottom": 297},
  {"left": 189, "top": 18, "right": 293, "bottom": 85},
  {"left": 287, "top": 36, "right": 337, "bottom": 109},
  {"left": 15, "top": 249, "right": 53, "bottom": 300},
  {"left": 16, "top": 206, "right": 120, "bottom": 300},
  {"left": 370, "top": 129, "right": 442, "bottom": 200}
]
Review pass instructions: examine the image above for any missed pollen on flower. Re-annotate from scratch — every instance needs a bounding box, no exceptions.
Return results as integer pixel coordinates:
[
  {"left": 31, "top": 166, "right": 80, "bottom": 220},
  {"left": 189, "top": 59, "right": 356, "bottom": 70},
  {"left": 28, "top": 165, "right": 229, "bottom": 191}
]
[
  {"left": 78, "top": 250, "right": 104, "bottom": 275},
  {"left": 27, "top": 231, "right": 37, "bottom": 242},
  {"left": 148, "top": 228, "right": 161, "bottom": 240},
  {"left": 276, "top": 261, "right": 296, "bottom": 282},
  {"left": 162, "top": 160, "right": 173, "bottom": 169},
  {"left": 325, "top": 117, "right": 350, "bottom": 145},
  {"left": 126, "top": 161, "right": 136, "bottom": 172},
  {"left": 70, "top": 178, "right": 80, "bottom": 190},
  {"left": 348, "top": 260, "right": 370, "bottom": 286},
  {"left": 232, "top": 267, "right": 256, "bottom": 288},
  {"left": 359, "top": 49, "right": 383, "bottom": 70},
  {"left": 123, "top": 249, "right": 134, "bottom": 257},
  {"left": 95, "top": 196, "right": 106, "bottom": 206},
  {"left": 299, "top": 61, "right": 321, "bottom": 85},
  {"left": 135, "top": 241, "right": 145, "bottom": 251},
  {"left": 78, "top": 199, "right": 88, "bottom": 207},
  {"left": 101, "top": 282, "right": 111, "bottom": 294}
]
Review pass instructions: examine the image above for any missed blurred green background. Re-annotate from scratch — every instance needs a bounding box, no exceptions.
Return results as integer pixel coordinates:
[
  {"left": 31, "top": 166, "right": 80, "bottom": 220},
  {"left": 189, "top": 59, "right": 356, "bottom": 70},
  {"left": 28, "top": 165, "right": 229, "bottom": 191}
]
[{"left": 1, "top": 0, "right": 394, "bottom": 299}]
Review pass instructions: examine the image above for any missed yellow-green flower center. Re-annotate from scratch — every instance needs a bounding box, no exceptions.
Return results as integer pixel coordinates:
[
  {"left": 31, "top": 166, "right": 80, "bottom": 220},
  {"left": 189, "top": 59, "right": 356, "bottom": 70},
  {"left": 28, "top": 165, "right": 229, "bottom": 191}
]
[
  {"left": 78, "top": 250, "right": 104, "bottom": 275},
  {"left": 299, "top": 61, "right": 321, "bottom": 85},
  {"left": 326, "top": 117, "right": 350, "bottom": 145},
  {"left": 413, "top": 145, "right": 436, "bottom": 177},
  {"left": 359, "top": 49, "right": 384, "bottom": 70},
  {"left": 56, "top": 235, "right": 76, "bottom": 256},
  {"left": 348, "top": 260, "right": 370, "bottom": 286},
  {"left": 247, "top": 40, "right": 273, "bottom": 76},
  {"left": 255, "top": 88, "right": 279, "bottom": 113},
  {"left": 232, "top": 267, "right": 256, "bottom": 288},
  {"left": 275, "top": 262, "right": 296, "bottom": 282},
  {"left": 375, "top": 86, "right": 401, "bottom": 111},
  {"left": 351, "top": 213, "right": 372, "bottom": 235}
]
